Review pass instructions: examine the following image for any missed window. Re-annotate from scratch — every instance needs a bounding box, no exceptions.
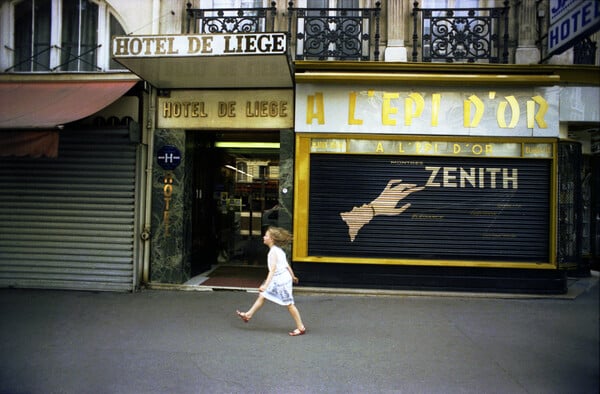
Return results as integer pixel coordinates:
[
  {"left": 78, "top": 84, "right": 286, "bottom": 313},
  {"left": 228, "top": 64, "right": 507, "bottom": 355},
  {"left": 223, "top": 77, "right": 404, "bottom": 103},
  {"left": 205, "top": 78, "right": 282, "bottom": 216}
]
[
  {"left": 14, "top": 0, "right": 51, "bottom": 71},
  {"left": 210, "top": 0, "right": 263, "bottom": 7},
  {"left": 9, "top": 0, "right": 126, "bottom": 72},
  {"left": 61, "top": 0, "right": 98, "bottom": 71}
]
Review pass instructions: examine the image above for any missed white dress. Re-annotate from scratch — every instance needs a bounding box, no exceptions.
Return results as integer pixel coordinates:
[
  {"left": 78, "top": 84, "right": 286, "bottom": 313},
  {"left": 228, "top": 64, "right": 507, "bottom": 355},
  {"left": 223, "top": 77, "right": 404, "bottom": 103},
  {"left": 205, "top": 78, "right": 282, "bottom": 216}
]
[{"left": 262, "top": 245, "right": 294, "bottom": 306}]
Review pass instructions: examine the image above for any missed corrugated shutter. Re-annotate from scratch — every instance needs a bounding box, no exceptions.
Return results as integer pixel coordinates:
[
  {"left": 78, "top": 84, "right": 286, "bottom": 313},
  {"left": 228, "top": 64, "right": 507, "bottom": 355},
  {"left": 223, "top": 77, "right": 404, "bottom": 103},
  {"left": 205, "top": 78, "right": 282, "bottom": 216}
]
[
  {"left": 0, "top": 129, "right": 137, "bottom": 291},
  {"left": 308, "top": 154, "right": 551, "bottom": 263}
]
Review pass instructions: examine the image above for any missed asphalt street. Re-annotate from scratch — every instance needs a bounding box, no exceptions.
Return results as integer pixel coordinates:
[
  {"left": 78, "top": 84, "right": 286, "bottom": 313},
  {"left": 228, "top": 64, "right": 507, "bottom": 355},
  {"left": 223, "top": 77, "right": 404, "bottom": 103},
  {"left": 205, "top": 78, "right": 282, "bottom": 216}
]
[{"left": 1, "top": 273, "right": 598, "bottom": 394}]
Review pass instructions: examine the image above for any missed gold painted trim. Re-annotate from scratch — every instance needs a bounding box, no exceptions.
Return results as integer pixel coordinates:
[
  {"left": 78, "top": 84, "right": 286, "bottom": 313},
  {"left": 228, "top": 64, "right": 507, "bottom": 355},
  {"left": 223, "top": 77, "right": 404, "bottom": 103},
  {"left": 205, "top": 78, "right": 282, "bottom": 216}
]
[
  {"left": 295, "top": 72, "right": 560, "bottom": 86},
  {"left": 293, "top": 135, "right": 312, "bottom": 259},
  {"left": 294, "top": 256, "right": 556, "bottom": 270}
]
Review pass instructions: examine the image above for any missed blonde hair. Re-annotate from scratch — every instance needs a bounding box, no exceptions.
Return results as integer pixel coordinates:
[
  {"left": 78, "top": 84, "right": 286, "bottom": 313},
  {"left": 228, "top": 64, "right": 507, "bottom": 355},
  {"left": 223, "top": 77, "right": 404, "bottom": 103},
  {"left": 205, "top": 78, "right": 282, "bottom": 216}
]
[{"left": 266, "top": 226, "right": 293, "bottom": 247}]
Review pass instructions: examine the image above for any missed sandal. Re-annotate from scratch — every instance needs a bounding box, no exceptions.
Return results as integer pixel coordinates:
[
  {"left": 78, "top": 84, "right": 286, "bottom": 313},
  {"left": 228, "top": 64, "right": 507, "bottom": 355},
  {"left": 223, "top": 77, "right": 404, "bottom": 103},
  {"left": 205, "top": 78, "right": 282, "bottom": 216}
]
[
  {"left": 236, "top": 310, "right": 250, "bottom": 323},
  {"left": 288, "top": 327, "right": 306, "bottom": 336}
]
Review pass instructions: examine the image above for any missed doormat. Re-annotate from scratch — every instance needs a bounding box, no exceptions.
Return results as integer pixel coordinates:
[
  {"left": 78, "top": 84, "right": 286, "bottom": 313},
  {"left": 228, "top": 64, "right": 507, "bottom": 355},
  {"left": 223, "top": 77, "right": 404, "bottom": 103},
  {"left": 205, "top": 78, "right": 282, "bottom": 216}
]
[{"left": 201, "top": 265, "right": 267, "bottom": 288}]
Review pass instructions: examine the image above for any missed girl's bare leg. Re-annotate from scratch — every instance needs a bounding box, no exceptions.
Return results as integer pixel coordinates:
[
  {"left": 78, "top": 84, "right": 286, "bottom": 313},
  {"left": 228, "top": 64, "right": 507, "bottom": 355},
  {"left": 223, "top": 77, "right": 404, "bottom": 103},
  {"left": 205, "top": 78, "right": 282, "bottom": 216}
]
[
  {"left": 287, "top": 304, "right": 305, "bottom": 330},
  {"left": 245, "top": 294, "right": 265, "bottom": 318}
]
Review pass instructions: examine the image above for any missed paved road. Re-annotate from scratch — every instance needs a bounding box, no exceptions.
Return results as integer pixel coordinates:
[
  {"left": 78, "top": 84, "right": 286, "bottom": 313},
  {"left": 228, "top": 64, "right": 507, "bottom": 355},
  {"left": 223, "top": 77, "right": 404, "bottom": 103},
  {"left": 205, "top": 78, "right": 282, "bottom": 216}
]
[{"left": 1, "top": 275, "right": 598, "bottom": 394}]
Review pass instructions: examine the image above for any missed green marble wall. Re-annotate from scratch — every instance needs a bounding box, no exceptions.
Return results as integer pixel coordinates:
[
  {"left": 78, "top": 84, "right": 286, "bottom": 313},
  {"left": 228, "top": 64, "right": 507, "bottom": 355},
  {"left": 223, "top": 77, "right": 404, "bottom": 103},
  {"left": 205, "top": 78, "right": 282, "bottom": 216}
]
[
  {"left": 150, "top": 129, "right": 192, "bottom": 283},
  {"left": 149, "top": 128, "right": 294, "bottom": 283}
]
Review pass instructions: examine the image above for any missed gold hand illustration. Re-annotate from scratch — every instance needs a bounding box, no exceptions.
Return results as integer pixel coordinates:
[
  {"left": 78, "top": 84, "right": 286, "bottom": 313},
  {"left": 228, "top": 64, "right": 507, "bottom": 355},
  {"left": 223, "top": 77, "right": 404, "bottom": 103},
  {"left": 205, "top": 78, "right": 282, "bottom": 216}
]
[
  {"left": 340, "top": 179, "right": 425, "bottom": 242},
  {"left": 370, "top": 179, "right": 425, "bottom": 216}
]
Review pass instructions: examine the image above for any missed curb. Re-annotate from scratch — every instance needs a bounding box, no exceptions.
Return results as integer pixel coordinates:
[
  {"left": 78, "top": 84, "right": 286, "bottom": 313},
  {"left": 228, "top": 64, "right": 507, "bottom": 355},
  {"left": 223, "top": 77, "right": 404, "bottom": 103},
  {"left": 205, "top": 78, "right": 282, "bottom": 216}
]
[{"left": 145, "top": 271, "right": 599, "bottom": 300}]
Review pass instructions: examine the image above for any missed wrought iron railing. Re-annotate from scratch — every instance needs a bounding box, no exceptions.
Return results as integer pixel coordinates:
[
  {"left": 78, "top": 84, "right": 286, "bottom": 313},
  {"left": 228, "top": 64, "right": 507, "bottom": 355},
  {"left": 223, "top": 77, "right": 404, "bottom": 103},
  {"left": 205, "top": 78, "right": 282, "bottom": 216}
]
[
  {"left": 574, "top": 36, "right": 597, "bottom": 65},
  {"left": 287, "top": 1, "right": 381, "bottom": 61},
  {"left": 412, "top": 1, "right": 510, "bottom": 63},
  {"left": 186, "top": 1, "right": 277, "bottom": 33},
  {"left": 5, "top": 44, "right": 101, "bottom": 72}
]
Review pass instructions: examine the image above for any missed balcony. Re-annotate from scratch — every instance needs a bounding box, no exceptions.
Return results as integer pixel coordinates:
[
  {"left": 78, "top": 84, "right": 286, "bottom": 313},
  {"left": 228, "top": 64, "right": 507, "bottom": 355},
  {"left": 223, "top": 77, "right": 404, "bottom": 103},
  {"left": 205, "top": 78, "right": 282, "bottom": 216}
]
[
  {"left": 287, "top": 1, "right": 381, "bottom": 61},
  {"left": 185, "top": 1, "right": 599, "bottom": 66},
  {"left": 411, "top": 1, "right": 510, "bottom": 64},
  {"left": 186, "top": 1, "right": 277, "bottom": 34}
]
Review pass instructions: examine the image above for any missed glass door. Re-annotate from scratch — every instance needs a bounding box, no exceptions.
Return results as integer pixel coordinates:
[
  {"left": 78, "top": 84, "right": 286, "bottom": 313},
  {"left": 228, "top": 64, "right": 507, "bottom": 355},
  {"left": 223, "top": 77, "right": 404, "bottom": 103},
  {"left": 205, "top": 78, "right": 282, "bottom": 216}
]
[{"left": 191, "top": 132, "right": 280, "bottom": 274}]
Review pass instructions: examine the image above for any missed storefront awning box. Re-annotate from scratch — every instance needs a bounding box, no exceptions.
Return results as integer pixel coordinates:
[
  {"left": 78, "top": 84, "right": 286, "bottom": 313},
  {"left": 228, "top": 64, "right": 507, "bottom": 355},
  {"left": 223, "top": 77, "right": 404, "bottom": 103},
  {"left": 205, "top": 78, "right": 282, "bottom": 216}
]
[{"left": 112, "top": 33, "right": 293, "bottom": 89}]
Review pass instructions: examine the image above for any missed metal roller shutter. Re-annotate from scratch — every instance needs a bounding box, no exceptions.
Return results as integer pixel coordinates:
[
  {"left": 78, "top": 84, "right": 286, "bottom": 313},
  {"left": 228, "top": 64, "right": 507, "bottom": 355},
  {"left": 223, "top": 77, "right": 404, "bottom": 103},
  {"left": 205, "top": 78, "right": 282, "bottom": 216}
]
[
  {"left": 0, "top": 129, "right": 137, "bottom": 291},
  {"left": 308, "top": 154, "right": 551, "bottom": 263}
]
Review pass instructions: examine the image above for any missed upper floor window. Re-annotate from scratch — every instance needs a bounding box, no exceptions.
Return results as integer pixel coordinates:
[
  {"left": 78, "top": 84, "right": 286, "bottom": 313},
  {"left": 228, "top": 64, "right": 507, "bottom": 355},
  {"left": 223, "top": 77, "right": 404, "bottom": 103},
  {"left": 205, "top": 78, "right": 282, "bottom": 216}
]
[
  {"left": 14, "top": 0, "right": 51, "bottom": 71},
  {"left": 187, "top": 0, "right": 271, "bottom": 33},
  {"left": 6, "top": 0, "right": 127, "bottom": 72},
  {"left": 60, "top": 0, "right": 98, "bottom": 71},
  {"left": 210, "top": 0, "right": 263, "bottom": 7}
]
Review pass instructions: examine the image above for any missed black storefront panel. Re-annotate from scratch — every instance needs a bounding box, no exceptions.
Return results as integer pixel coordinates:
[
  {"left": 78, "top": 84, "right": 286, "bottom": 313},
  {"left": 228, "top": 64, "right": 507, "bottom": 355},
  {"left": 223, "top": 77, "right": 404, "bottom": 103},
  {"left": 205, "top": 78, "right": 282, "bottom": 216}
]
[{"left": 308, "top": 154, "right": 551, "bottom": 263}]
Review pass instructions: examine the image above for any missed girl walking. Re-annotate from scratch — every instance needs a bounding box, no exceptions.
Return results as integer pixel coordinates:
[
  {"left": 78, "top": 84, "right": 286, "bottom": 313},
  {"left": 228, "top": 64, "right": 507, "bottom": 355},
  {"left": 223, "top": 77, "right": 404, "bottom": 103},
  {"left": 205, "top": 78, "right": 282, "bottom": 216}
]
[{"left": 236, "top": 226, "right": 306, "bottom": 336}]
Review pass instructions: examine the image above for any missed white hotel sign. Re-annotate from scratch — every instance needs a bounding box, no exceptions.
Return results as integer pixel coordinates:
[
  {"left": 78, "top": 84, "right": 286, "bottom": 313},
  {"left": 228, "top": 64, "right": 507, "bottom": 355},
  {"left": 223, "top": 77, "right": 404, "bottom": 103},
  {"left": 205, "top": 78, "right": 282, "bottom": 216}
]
[{"left": 112, "top": 33, "right": 287, "bottom": 58}]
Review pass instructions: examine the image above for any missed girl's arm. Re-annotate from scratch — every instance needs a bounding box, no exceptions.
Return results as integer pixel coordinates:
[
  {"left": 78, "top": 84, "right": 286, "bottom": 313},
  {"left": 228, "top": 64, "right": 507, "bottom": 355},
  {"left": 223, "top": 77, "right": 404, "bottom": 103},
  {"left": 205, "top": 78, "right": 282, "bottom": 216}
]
[
  {"left": 287, "top": 265, "right": 299, "bottom": 284},
  {"left": 259, "top": 266, "right": 275, "bottom": 292}
]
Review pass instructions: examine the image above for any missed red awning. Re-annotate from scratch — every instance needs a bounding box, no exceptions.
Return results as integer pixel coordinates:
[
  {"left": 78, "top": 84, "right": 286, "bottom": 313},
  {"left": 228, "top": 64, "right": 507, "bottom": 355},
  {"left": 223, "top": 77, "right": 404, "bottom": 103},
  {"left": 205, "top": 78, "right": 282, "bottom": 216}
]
[
  {"left": 0, "top": 131, "right": 59, "bottom": 158},
  {"left": 0, "top": 75, "right": 138, "bottom": 129}
]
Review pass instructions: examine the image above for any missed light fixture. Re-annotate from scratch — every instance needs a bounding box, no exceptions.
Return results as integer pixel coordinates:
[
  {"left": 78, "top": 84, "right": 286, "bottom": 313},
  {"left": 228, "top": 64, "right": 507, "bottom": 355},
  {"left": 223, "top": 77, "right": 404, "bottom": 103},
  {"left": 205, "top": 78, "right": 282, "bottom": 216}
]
[
  {"left": 224, "top": 164, "right": 253, "bottom": 178},
  {"left": 215, "top": 142, "right": 280, "bottom": 149}
]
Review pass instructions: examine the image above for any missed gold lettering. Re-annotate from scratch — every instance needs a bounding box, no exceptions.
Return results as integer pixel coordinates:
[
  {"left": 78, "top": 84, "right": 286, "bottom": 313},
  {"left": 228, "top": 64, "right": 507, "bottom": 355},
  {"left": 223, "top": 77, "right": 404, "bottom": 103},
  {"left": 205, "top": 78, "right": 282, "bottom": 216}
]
[
  {"left": 405, "top": 93, "right": 424, "bottom": 126},
  {"left": 188, "top": 37, "right": 201, "bottom": 53},
  {"left": 188, "top": 36, "right": 213, "bottom": 54},
  {"left": 431, "top": 93, "right": 441, "bottom": 126},
  {"left": 382, "top": 93, "right": 399, "bottom": 125},
  {"left": 306, "top": 93, "right": 325, "bottom": 124},
  {"left": 163, "top": 102, "right": 172, "bottom": 118},
  {"left": 464, "top": 95, "right": 484, "bottom": 127},
  {"left": 528, "top": 95, "right": 548, "bottom": 129},
  {"left": 348, "top": 92, "right": 363, "bottom": 125},
  {"left": 218, "top": 101, "right": 236, "bottom": 117},
  {"left": 376, "top": 142, "right": 384, "bottom": 153},
  {"left": 113, "top": 37, "right": 129, "bottom": 55},
  {"left": 497, "top": 96, "right": 520, "bottom": 128}
]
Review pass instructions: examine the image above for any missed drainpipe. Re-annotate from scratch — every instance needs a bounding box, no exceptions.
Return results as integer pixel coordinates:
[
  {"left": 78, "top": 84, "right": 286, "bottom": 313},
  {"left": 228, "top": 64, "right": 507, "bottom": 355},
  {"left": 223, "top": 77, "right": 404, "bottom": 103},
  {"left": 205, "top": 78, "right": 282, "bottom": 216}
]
[{"left": 141, "top": 86, "right": 156, "bottom": 284}]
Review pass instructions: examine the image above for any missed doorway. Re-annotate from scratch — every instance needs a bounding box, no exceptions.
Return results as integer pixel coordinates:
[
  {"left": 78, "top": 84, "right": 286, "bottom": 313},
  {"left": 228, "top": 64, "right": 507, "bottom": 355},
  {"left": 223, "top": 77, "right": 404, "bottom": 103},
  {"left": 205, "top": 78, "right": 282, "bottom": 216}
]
[{"left": 189, "top": 131, "right": 281, "bottom": 280}]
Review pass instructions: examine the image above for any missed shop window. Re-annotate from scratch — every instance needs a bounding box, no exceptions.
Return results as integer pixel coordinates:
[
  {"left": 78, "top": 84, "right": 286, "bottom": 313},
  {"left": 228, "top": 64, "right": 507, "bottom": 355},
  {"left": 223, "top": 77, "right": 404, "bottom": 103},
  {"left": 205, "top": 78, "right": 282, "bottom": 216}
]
[{"left": 9, "top": 0, "right": 127, "bottom": 72}]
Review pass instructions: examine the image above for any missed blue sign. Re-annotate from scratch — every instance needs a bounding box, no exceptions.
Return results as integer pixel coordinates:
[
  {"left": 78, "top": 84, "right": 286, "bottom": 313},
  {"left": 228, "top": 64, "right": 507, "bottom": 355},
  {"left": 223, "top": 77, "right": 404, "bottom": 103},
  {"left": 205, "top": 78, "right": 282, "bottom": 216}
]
[
  {"left": 157, "top": 145, "right": 182, "bottom": 170},
  {"left": 548, "top": 0, "right": 600, "bottom": 56}
]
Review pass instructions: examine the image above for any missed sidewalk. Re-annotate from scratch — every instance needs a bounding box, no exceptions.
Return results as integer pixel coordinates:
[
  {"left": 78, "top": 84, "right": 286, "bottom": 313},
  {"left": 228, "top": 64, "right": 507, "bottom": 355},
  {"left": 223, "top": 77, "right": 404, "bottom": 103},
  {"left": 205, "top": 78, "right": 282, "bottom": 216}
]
[{"left": 1, "top": 273, "right": 598, "bottom": 394}]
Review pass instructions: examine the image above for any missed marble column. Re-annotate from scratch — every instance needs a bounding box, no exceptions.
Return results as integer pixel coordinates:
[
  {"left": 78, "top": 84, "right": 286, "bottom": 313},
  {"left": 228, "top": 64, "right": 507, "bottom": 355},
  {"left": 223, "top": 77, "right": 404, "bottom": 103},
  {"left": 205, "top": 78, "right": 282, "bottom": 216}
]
[
  {"left": 515, "top": 0, "right": 541, "bottom": 64},
  {"left": 384, "top": 0, "right": 408, "bottom": 61},
  {"left": 150, "top": 129, "right": 191, "bottom": 284}
]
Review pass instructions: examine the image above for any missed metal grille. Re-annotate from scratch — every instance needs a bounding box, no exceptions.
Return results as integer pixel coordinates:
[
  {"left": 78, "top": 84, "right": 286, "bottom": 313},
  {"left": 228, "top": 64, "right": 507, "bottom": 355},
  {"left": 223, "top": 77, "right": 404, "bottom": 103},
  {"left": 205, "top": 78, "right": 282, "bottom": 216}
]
[
  {"left": 557, "top": 141, "right": 582, "bottom": 268},
  {"left": 0, "top": 129, "right": 138, "bottom": 291},
  {"left": 308, "top": 154, "right": 551, "bottom": 263},
  {"left": 186, "top": 2, "right": 277, "bottom": 33},
  {"left": 288, "top": 1, "right": 381, "bottom": 61},
  {"left": 412, "top": 1, "right": 510, "bottom": 63}
]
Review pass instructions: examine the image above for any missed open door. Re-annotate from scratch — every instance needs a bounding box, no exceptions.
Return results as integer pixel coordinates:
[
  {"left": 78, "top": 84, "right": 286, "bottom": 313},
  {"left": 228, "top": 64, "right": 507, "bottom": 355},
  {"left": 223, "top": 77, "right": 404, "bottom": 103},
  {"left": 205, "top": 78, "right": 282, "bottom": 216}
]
[{"left": 190, "top": 131, "right": 280, "bottom": 278}]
